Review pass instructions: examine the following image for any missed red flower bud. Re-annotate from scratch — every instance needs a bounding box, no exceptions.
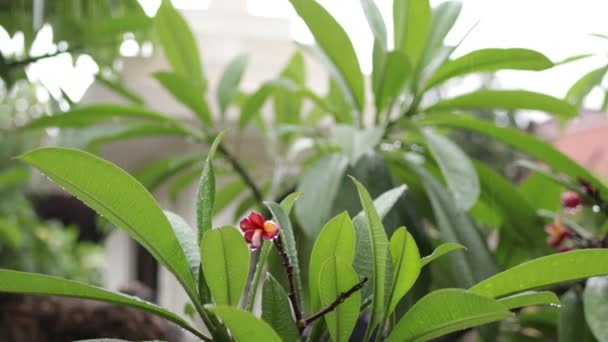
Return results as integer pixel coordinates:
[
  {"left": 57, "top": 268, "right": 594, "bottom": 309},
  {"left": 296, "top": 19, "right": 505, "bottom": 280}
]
[
  {"left": 561, "top": 191, "right": 582, "bottom": 209},
  {"left": 544, "top": 218, "right": 572, "bottom": 248},
  {"left": 239, "top": 211, "right": 280, "bottom": 249}
]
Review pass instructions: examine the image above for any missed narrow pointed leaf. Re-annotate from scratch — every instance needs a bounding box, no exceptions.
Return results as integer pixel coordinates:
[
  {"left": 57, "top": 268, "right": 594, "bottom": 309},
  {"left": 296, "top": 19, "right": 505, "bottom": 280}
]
[
  {"left": 0, "top": 270, "right": 205, "bottom": 340},
  {"left": 387, "top": 289, "right": 511, "bottom": 342},
  {"left": 566, "top": 65, "right": 608, "bottom": 108},
  {"left": 361, "top": 0, "right": 387, "bottom": 48},
  {"left": 375, "top": 50, "right": 412, "bottom": 112},
  {"left": 213, "top": 178, "right": 246, "bottom": 215},
  {"left": 197, "top": 132, "right": 226, "bottom": 240},
  {"left": 419, "top": 1, "right": 462, "bottom": 69},
  {"left": 207, "top": 305, "right": 282, "bottom": 342},
  {"left": 425, "top": 48, "right": 553, "bottom": 90},
  {"left": 351, "top": 177, "right": 390, "bottom": 339},
  {"left": 262, "top": 273, "right": 300, "bottom": 342},
  {"left": 309, "top": 212, "right": 356, "bottom": 311},
  {"left": 424, "top": 90, "right": 578, "bottom": 119},
  {"left": 95, "top": 75, "right": 145, "bottom": 105},
  {"left": 318, "top": 257, "right": 361, "bottom": 342},
  {"left": 18, "top": 148, "right": 197, "bottom": 297},
  {"left": 134, "top": 153, "right": 201, "bottom": 192},
  {"left": 422, "top": 128, "right": 479, "bottom": 210},
  {"left": 289, "top": 0, "right": 365, "bottom": 111},
  {"left": 218, "top": 54, "right": 248, "bottom": 115},
  {"left": 201, "top": 226, "right": 250, "bottom": 306},
  {"left": 279, "top": 192, "right": 301, "bottom": 214},
  {"left": 470, "top": 249, "right": 608, "bottom": 298},
  {"left": 394, "top": 0, "right": 431, "bottom": 65},
  {"left": 387, "top": 227, "right": 421, "bottom": 315},
  {"left": 421, "top": 243, "right": 465, "bottom": 267},
  {"left": 155, "top": 0, "right": 205, "bottom": 87},
  {"left": 153, "top": 71, "right": 213, "bottom": 125},
  {"left": 498, "top": 291, "right": 560, "bottom": 310}
]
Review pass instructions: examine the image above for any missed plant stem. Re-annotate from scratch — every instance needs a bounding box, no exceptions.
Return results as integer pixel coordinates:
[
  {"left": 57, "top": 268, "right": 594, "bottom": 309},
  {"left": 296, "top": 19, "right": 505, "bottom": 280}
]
[
  {"left": 6, "top": 48, "right": 77, "bottom": 69},
  {"left": 245, "top": 241, "right": 272, "bottom": 311},
  {"left": 216, "top": 142, "right": 265, "bottom": 209},
  {"left": 303, "top": 277, "right": 368, "bottom": 326},
  {"left": 273, "top": 235, "right": 304, "bottom": 331}
]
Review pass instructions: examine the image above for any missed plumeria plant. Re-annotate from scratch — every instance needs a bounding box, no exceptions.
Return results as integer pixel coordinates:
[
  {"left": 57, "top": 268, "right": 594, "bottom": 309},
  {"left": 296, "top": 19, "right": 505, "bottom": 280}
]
[
  {"left": 10, "top": 0, "right": 608, "bottom": 340},
  {"left": 0, "top": 134, "right": 607, "bottom": 342}
]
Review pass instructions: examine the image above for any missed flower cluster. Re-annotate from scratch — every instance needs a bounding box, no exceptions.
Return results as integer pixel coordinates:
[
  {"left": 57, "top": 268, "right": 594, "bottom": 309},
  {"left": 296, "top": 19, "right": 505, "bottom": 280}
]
[{"left": 239, "top": 211, "right": 280, "bottom": 249}]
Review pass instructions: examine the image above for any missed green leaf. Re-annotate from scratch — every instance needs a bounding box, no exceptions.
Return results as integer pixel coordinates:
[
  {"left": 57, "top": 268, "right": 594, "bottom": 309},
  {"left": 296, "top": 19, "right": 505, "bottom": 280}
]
[
  {"left": 387, "top": 227, "right": 421, "bottom": 315},
  {"left": 403, "top": 159, "right": 497, "bottom": 287},
  {"left": 207, "top": 305, "right": 282, "bottom": 342},
  {"left": 295, "top": 154, "right": 349, "bottom": 237},
  {"left": 22, "top": 105, "right": 184, "bottom": 130},
  {"left": 86, "top": 123, "right": 190, "bottom": 150},
  {"left": 560, "top": 288, "right": 598, "bottom": 342},
  {"left": 416, "top": 114, "right": 608, "bottom": 203},
  {"left": 424, "top": 90, "right": 578, "bottom": 119},
  {"left": 424, "top": 48, "right": 553, "bottom": 90},
  {"left": 246, "top": 241, "right": 274, "bottom": 311},
  {"left": 0, "top": 166, "right": 28, "bottom": 188},
  {"left": 279, "top": 192, "right": 301, "bottom": 214},
  {"left": 584, "top": 276, "right": 608, "bottom": 342},
  {"left": 201, "top": 226, "right": 250, "bottom": 306},
  {"left": 266, "top": 202, "right": 303, "bottom": 310},
  {"left": 197, "top": 132, "right": 226, "bottom": 240},
  {"left": 374, "top": 50, "right": 412, "bottom": 112},
  {"left": 218, "top": 54, "right": 248, "bottom": 115},
  {"left": 155, "top": 0, "right": 205, "bottom": 87},
  {"left": 164, "top": 211, "right": 200, "bottom": 282},
  {"left": 361, "top": 0, "right": 387, "bottom": 48},
  {"left": 18, "top": 148, "right": 198, "bottom": 298},
  {"left": 318, "top": 257, "right": 361, "bottom": 342},
  {"left": 0, "top": 269, "right": 205, "bottom": 340},
  {"left": 394, "top": 0, "right": 431, "bottom": 66},
  {"left": 332, "top": 125, "right": 384, "bottom": 165},
  {"left": 498, "top": 291, "right": 560, "bottom": 310},
  {"left": 95, "top": 75, "right": 145, "bottom": 105},
  {"left": 351, "top": 177, "right": 390, "bottom": 340},
  {"left": 133, "top": 153, "right": 201, "bottom": 192},
  {"left": 421, "top": 243, "right": 465, "bottom": 267},
  {"left": 213, "top": 178, "right": 246, "bottom": 215},
  {"left": 309, "top": 212, "right": 356, "bottom": 311},
  {"left": 238, "top": 82, "right": 274, "bottom": 128},
  {"left": 387, "top": 289, "right": 511, "bottom": 342},
  {"left": 289, "top": 0, "right": 365, "bottom": 111},
  {"left": 262, "top": 273, "right": 300, "bottom": 342},
  {"left": 274, "top": 51, "right": 306, "bottom": 126},
  {"left": 422, "top": 128, "right": 479, "bottom": 210},
  {"left": 153, "top": 71, "right": 213, "bottom": 125},
  {"left": 419, "top": 1, "right": 462, "bottom": 70},
  {"left": 470, "top": 249, "right": 608, "bottom": 298},
  {"left": 566, "top": 66, "right": 608, "bottom": 108}
]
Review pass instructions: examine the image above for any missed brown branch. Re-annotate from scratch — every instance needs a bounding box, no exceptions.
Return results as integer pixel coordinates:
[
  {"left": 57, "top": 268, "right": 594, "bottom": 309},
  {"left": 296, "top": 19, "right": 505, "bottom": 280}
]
[
  {"left": 216, "top": 143, "right": 265, "bottom": 209},
  {"left": 303, "top": 277, "right": 368, "bottom": 327},
  {"left": 6, "top": 48, "right": 78, "bottom": 69},
  {"left": 273, "top": 236, "right": 304, "bottom": 331}
]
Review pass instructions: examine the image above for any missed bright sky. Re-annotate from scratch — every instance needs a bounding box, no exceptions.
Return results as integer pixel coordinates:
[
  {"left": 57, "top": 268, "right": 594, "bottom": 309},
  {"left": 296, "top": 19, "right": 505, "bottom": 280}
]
[{"left": 2, "top": 0, "right": 608, "bottom": 109}]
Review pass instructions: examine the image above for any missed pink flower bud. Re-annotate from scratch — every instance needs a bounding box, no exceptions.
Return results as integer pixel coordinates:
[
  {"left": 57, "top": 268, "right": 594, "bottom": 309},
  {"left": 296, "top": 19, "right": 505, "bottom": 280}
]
[{"left": 561, "top": 191, "right": 582, "bottom": 209}]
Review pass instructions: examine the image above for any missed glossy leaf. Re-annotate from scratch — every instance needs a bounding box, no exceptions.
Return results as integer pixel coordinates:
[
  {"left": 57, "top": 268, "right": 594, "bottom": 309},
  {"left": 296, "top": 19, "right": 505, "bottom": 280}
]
[
  {"left": 424, "top": 90, "right": 578, "bottom": 119},
  {"left": 361, "top": 0, "right": 387, "bottom": 48},
  {"left": 332, "top": 125, "right": 384, "bottom": 165},
  {"left": 295, "top": 154, "right": 349, "bottom": 237},
  {"left": 351, "top": 177, "right": 391, "bottom": 340},
  {"left": 422, "top": 128, "right": 479, "bottom": 210},
  {"left": 309, "top": 212, "right": 356, "bottom": 311},
  {"left": 498, "top": 291, "right": 560, "bottom": 310},
  {"left": 566, "top": 65, "right": 608, "bottom": 108},
  {"left": 374, "top": 50, "right": 412, "bottom": 111},
  {"left": 218, "top": 54, "right": 248, "bottom": 115},
  {"left": 201, "top": 226, "right": 250, "bottom": 306},
  {"left": 394, "top": 0, "right": 431, "bottom": 65},
  {"left": 388, "top": 227, "right": 421, "bottom": 315},
  {"left": 262, "top": 273, "right": 300, "bottom": 342},
  {"left": 266, "top": 202, "right": 303, "bottom": 309},
  {"left": 318, "top": 257, "right": 361, "bottom": 342},
  {"left": 421, "top": 243, "right": 465, "bottom": 267},
  {"left": 22, "top": 105, "right": 183, "bottom": 130},
  {"left": 165, "top": 211, "right": 200, "bottom": 282},
  {"left": 584, "top": 276, "right": 608, "bottom": 342},
  {"left": 387, "top": 289, "right": 511, "bottom": 342},
  {"left": 207, "top": 305, "right": 282, "bottom": 342},
  {"left": 0, "top": 269, "right": 205, "bottom": 340},
  {"left": 153, "top": 71, "right": 212, "bottom": 125},
  {"left": 18, "top": 148, "right": 197, "bottom": 296},
  {"left": 155, "top": 0, "right": 205, "bottom": 87},
  {"left": 416, "top": 114, "right": 608, "bottom": 205},
  {"left": 470, "top": 249, "right": 608, "bottom": 298},
  {"left": 425, "top": 48, "right": 553, "bottom": 90},
  {"left": 197, "top": 132, "right": 225, "bottom": 240},
  {"left": 289, "top": 0, "right": 365, "bottom": 111}
]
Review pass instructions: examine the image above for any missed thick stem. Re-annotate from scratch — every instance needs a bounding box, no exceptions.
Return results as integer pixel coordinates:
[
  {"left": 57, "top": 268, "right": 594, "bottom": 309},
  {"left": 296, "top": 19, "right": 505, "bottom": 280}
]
[
  {"left": 273, "top": 236, "right": 304, "bottom": 331},
  {"left": 303, "top": 277, "right": 368, "bottom": 326}
]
